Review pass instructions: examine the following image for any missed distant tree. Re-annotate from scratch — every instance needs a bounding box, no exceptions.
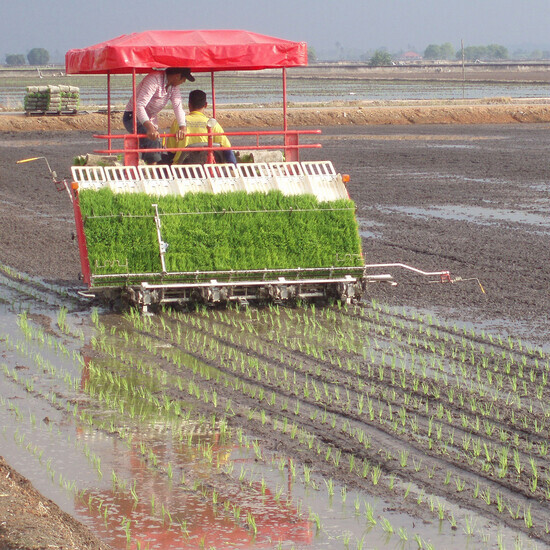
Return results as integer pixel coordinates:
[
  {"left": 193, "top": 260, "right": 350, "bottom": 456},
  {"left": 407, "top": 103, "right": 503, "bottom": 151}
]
[
  {"left": 458, "top": 46, "right": 485, "bottom": 61},
  {"left": 440, "top": 42, "right": 455, "bottom": 59},
  {"left": 486, "top": 44, "right": 508, "bottom": 60},
  {"left": 458, "top": 44, "right": 508, "bottom": 61},
  {"left": 27, "top": 48, "right": 49, "bottom": 65},
  {"left": 369, "top": 49, "right": 393, "bottom": 66},
  {"left": 308, "top": 47, "right": 317, "bottom": 63},
  {"left": 424, "top": 43, "right": 454, "bottom": 60},
  {"left": 530, "top": 49, "right": 543, "bottom": 60},
  {"left": 5, "top": 54, "right": 26, "bottom": 66},
  {"left": 359, "top": 49, "right": 375, "bottom": 63},
  {"left": 424, "top": 44, "right": 442, "bottom": 60}
]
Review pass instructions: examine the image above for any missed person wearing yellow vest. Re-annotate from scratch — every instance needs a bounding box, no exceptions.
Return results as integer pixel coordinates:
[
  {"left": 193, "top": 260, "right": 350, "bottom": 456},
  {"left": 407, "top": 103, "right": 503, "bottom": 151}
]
[{"left": 164, "top": 89, "right": 237, "bottom": 165}]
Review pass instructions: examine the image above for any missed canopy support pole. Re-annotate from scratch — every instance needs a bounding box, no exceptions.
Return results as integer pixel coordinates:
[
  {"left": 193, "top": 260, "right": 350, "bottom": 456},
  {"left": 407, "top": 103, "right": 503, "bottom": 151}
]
[
  {"left": 124, "top": 69, "right": 139, "bottom": 166},
  {"left": 132, "top": 69, "right": 137, "bottom": 134},
  {"left": 283, "top": 67, "right": 287, "bottom": 133},
  {"left": 107, "top": 72, "right": 112, "bottom": 152},
  {"left": 282, "top": 67, "right": 299, "bottom": 162},
  {"left": 211, "top": 72, "right": 216, "bottom": 118}
]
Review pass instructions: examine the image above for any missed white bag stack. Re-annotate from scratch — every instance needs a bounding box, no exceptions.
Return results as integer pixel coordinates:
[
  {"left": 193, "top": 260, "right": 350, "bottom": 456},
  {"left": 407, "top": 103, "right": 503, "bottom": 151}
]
[{"left": 24, "top": 85, "right": 80, "bottom": 113}]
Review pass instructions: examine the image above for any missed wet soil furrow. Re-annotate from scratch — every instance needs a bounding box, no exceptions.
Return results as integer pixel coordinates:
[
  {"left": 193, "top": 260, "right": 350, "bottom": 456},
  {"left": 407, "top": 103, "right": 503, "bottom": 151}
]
[{"left": 118, "top": 314, "right": 550, "bottom": 544}]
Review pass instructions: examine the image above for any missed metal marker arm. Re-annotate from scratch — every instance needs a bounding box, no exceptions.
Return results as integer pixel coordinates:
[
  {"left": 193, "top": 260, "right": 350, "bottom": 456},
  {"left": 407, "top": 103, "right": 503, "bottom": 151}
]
[{"left": 152, "top": 204, "right": 167, "bottom": 274}]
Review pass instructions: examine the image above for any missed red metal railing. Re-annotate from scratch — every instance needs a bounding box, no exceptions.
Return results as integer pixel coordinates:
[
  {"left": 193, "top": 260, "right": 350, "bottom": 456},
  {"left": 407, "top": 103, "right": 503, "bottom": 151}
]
[{"left": 92, "top": 129, "right": 322, "bottom": 166}]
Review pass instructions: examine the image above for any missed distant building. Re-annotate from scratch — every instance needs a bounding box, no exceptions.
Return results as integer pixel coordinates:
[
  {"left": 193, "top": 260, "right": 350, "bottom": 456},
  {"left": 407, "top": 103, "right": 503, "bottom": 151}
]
[{"left": 399, "top": 51, "right": 423, "bottom": 61}]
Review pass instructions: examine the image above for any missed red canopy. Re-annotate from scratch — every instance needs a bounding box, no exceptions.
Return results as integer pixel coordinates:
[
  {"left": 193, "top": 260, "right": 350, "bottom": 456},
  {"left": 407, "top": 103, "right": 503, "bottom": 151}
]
[{"left": 65, "top": 30, "right": 307, "bottom": 74}]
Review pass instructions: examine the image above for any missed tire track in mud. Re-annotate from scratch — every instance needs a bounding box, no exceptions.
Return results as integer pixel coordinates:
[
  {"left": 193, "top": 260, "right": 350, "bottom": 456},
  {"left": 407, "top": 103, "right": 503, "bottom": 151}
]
[
  {"left": 0, "top": 264, "right": 87, "bottom": 311},
  {"left": 107, "top": 303, "right": 550, "bottom": 545}
]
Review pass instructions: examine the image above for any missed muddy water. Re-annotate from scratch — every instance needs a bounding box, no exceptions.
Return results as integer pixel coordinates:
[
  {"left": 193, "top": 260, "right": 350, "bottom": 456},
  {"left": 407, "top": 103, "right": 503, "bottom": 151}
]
[
  {"left": 0, "top": 270, "right": 546, "bottom": 549},
  {"left": 381, "top": 205, "right": 550, "bottom": 233}
]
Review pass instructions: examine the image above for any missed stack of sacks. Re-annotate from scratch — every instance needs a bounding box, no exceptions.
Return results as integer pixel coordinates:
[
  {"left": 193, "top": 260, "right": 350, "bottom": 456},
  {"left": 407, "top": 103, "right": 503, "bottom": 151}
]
[{"left": 24, "top": 85, "right": 80, "bottom": 112}]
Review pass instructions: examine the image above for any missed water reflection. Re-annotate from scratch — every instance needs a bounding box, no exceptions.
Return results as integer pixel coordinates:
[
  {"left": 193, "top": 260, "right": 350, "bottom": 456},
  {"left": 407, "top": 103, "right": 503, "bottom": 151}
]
[
  {"left": 74, "top": 350, "right": 311, "bottom": 549},
  {"left": 74, "top": 427, "right": 312, "bottom": 549}
]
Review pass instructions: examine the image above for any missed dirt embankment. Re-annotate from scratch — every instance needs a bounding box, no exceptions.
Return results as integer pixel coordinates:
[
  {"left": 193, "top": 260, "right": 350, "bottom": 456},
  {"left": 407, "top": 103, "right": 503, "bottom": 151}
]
[
  {"left": 0, "top": 456, "right": 111, "bottom": 550},
  {"left": 3, "top": 100, "right": 550, "bottom": 132}
]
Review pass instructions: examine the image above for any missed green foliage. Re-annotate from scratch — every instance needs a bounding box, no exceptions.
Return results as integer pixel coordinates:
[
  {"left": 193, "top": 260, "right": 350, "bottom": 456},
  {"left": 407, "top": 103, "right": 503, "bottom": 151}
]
[
  {"left": 424, "top": 43, "right": 455, "bottom": 60},
  {"left": 79, "top": 189, "right": 363, "bottom": 284},
  {"left": 27, "top": 48, "right": 50, "bottom": 65},
  {"left": 307, "top": 47, "right": 318, "bottom": 63},
  {"left": 457, "top": 44, "right": 509, "bottom": 61},
  {"left": 368, "top": 50, "right": 393, "bottom": 67},
  {"left": 73, "top": 156, "right": 87, "bottom": 166},
  {"left": 236, "top": 153, "right": 254, "bottom": 163},
  {"left": 5, "top": 54, "right": 26, "bottom": 66}
]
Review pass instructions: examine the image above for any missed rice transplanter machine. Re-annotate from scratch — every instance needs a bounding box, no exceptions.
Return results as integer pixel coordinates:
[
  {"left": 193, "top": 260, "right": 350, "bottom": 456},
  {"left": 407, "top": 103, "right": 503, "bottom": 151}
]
[{"left": 57, "top": 30, "right": 451, "bottom": 310}]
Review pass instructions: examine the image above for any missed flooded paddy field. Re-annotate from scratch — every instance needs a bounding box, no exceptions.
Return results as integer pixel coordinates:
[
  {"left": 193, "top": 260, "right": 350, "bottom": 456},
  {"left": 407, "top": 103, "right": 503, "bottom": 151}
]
[
  {"left": 2, "top": 71, "right": 550, "bottom": 111},
  {"left": 1, "top": 123, "right": 550, "bottom": 549}
]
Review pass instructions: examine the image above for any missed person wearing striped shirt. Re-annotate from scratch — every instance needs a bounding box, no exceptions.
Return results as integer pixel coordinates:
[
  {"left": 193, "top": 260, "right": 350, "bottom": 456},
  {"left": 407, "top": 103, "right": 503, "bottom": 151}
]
[{"left": 123, "top": 67, "right": 195, "bottom": 164}]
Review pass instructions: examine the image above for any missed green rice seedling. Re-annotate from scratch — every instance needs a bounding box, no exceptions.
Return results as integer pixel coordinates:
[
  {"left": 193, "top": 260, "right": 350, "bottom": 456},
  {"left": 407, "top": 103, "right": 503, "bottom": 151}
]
[
  {"left": 246, "top": 511, "right": 258, "bottom": 537},
  {"left": 464, "top": 515, "right": 476, "bottom": 536},
  {"left": 353, "top": 494, "right": 361, "bottom": 515},
  {"left": 303, "top": 465, "right": 312, "bottom": 486},
  {"left": 371, "top": 464, "right": 382, "bottom": 485},
  {"left": 495, "top": 491, "right": 506, "bottom": 514},
  {"left": 455, "top": 476, "right": 465, "bottom": 492},
  {"left": 340, "top": 485, "right": 347, "bottom": 503},
  {"left": 364, "top": 501, "right": 376, "bottom": 525},
  {"left": 480, "top": 487, "right": 491, "bottom": 505},
  {"left": 308, "top": 510, "right": 322, "bottom": 534},
  {"left": 524, "top": 505, "right": 533, "bottom": 529},
  {"left": 380, "top": 517, "right": 393, "bottom": 534},
  {"left": 437, "top": 500, "right": 446, "bottom": 520},
  {"left": 325, "top": 478, "right": 334, "bottom": 498},
  {"left": 513, "top": 448, "right": 523, "bottom": 477}
]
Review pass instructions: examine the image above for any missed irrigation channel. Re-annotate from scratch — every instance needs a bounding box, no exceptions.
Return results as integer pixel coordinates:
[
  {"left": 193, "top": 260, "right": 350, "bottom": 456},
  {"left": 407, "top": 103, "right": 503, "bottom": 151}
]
[{"left": 0, "top": 263, "right": 548, "bottom": 549}]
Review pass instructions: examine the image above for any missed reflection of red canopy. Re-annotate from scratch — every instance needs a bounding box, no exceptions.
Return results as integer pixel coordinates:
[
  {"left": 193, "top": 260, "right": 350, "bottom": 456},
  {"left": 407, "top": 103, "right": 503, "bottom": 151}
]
[{"left": 65, "top": 30, "right": 308, "bottom": 74}]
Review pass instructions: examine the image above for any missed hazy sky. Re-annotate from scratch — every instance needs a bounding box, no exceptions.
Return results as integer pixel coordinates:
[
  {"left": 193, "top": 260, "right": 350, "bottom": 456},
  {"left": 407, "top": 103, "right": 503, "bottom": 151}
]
[{"left": 2, "top": 0, "right": 549, "bottom": 61}]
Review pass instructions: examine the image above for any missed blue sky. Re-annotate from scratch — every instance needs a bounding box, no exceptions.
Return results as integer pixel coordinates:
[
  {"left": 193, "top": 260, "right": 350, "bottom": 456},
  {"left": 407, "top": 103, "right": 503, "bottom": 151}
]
[{"left": 2, "top": 0, "right": 550, "bottom": 61}]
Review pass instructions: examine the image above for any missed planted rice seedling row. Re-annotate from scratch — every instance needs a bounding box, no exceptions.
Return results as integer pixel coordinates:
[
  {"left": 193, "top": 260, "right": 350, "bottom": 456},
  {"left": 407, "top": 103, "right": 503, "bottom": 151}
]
[
  {"left": 20, "top": 300, "right": 539, "bottom": 548},
  {"left": 133, "top": 306, "right": 550, "bottom": 548},
  {"left": 116, "top": 311, "right": 548, "bottom": 542},
  {"left": 184, "top": 305, "right": 550, "bottom": 461},
  {"left": 154, "top": 306, "right": 550, "bottom": 496},
  {"left": 191, "top": 306, "right": 550, "bottom": 486}
]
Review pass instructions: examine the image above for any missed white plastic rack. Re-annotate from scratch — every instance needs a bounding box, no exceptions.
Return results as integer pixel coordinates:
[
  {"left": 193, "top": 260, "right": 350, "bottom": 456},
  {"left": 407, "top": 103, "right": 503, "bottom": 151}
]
[{"left": 71, "top": 161, "right": 349, "bottom": 202}]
